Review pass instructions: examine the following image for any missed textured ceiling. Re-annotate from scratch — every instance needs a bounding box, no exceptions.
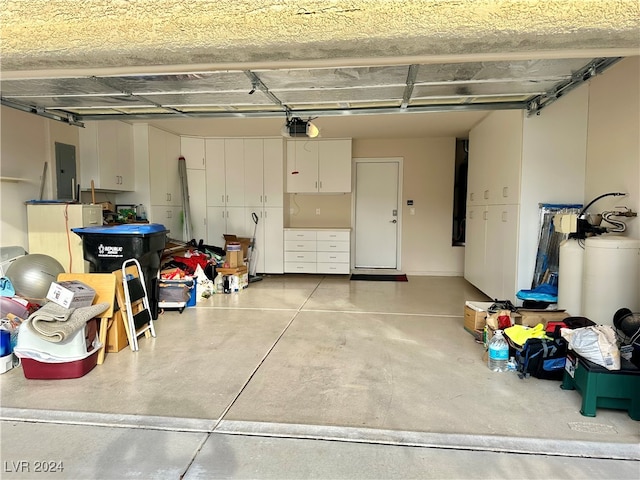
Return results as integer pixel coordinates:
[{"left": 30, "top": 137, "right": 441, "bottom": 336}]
[{"left": 0, "top": 0, "right": 638, "bottom": 130}]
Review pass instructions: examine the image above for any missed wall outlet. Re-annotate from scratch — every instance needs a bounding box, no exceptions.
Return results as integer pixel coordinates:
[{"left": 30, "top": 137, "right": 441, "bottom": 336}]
[{"left": 316, "top": 208, "right": 321, "bottom": 215}]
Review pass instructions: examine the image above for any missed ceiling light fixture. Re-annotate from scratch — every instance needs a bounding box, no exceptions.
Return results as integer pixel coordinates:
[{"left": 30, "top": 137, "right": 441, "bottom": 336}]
[{"left": 281, "top": 116, "right": 320, "bottom": 138}]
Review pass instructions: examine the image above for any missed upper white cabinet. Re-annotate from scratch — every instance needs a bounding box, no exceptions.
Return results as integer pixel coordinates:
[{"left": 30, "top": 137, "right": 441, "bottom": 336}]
[
  {"left": 180, "top": 137, "right": 206, "bottom": 170},
  {"left": 79, "top": 120, "right": 134, "bottom": 191},
  {"left": 286, "top": 139, "right": 352, "bottom": 193},
  {"left": 245, "top": 138, "right": 284, "bottom": 208},
  {"left": 149, "top": 126, "right": 181, "bottom": 206}
]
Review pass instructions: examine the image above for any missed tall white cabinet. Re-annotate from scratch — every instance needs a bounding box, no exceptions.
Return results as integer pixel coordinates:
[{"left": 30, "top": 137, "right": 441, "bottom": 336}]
[
  {"left": 122, "top": 124, "right": 183, "bottom": 239},
  {"left": 464, "top": 88, "right": 588, "bottom": 302},
  {"left": 203, "top": 137, "right": 284, "bottom": 274},
  {"left": 181, "top": 137, "right": 207, "bottom": 243}
]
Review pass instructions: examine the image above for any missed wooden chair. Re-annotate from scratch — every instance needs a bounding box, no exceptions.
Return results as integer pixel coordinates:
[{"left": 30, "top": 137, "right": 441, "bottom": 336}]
[{"left": 56, "top": 273, "right": 116, "bottom": 365}]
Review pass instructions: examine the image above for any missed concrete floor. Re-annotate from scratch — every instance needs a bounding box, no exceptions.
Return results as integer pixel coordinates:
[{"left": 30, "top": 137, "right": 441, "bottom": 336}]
[{"left": 1, "top": 275, "right": 638, "bottom": 479}]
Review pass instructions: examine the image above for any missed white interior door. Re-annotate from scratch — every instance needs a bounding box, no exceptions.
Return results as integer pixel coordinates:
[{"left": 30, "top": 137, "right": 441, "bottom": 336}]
[{"left": 354, "top": 159, "right": 401, "bottom": 269}]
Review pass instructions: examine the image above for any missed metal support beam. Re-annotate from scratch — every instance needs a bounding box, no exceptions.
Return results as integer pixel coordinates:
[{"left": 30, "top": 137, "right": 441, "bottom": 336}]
[
  {"left": 526, "top": 57, "right": 622, "bottom": 116},
  {"left": 0, "top": 97, "right": 84, "bottom": 126},
  {"left": 401, "top": 65, "right": 419, "bottom": 110}
]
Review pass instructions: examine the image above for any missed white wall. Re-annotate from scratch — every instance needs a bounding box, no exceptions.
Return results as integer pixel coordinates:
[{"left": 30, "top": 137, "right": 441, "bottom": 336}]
[
  {"left": 518, "top": 84, "right": 590, "bottom": 290},
  {"left": 585, "top": 56, "right": 640, "bottom": 240},
  {"left": 1, "top": 108, "right": 59, "bottom": 248}
]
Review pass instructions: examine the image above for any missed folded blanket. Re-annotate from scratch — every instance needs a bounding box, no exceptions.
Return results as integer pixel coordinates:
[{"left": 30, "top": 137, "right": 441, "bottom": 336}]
[
  {"left": 27, "top": 301, "right": 75, "bottom": 323},
  {"left": 28, "top": 302, "right": 109, "bottom": 343}
]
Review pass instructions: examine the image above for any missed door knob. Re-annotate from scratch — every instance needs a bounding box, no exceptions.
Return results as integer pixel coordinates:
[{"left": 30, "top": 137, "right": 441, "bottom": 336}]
[{"left": 390, "top": 219, "right": 397, "bottom": 223}]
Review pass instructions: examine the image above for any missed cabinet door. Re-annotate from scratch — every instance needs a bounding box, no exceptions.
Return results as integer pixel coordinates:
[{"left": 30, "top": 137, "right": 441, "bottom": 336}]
[
  {"left": 485, "top": 204, "right": 519, "bottom": 301},
  {"left": 226, "top": 206, "right": 248, "bottom": 237},
  {"left": 206, "top": 206, "right": 227, "bottom": 247},
  {"left": 319, "top": 140, "right": 352, "bottom": 193},
  {"left": 187, "top": 168, "right": 207, "bottom": 243},
  {"left": 205, "top": 139, "right": 226, "bottom": 207},
  {"left": 149, "top": 126, "right": 168, "bottom": 204},
  {"left": 244, "top": 138, "right": 264, "bottom": 208},
  {"left": 116, "top": 122, "right": 134, "bottom": 191},
  {"left": 494, "top": 111, "right": 523, "bottom": 205},
  {"left": 463, "top": 205, "right": 487, "bottom": 290},
  {"left": 262, "top": 207, "right": 284, "bottom": 274},
  {"left": 263, "top": 138, "right": 284, "bottom": 207},
  {"left": 150, "top": 206, "right": 182, "bottom": 240},
  {"left": 286, "top": 140, "right": 318, "bottom": 193},
  {"left": 166, "top": 132, "right": 182, "bottom": 206},
  {"left": 181, "top": 137, "right": 206, "bottom": 170},
  {"left": 224, "top": 139, "right": 245, "bottom": 206},
  {"left": 79, "top": 122, "right": 99, "bottom": 190},
  {"left": 97, "top": 121, "right": 120, "bottom": 190}
]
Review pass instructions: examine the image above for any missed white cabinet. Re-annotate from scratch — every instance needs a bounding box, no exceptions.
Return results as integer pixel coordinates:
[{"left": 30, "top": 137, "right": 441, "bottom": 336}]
[
  {"left": 150, "top": 206, "right": 183, "bottom": 240},
  {"left": 465, "top": 111, "right": 523, "bottom": 301},
  {"left": 149, "top": 126, "right": 181, "bottom": 206},
  {"left": 27, "top": 204, "right": 102, "bottom": 273},
  {"left": 464, "top": 90, "right": 588, "bottom": 302},
  {"left": 202, "top": 138, "right": 284, "bottom": 272},
  {"left": 317, "top": 230, "right": 350, "bottom": 274},
  {"left": 79, "top": 120, "right": 134, "bottom": 191},
  {"left": 286, "top": 139, "right": 352, "bottom": 193},
  {"left": 187, "top": 168, "right": 207, "bottom": 243},
  {"left": 284, "top": 229, "right": 350, "bottom": 274},
  {"left": 180, "top": 137, "right": 206, "bottom": 170},
  {"left": 249, "top": 206, "right": 284, "bottom": 274}
]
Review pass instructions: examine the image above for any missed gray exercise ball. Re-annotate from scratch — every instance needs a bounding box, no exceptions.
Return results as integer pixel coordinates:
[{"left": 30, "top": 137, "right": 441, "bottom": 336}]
[{"left": 5, "top": 254, "right": 65, "bottom": 300}]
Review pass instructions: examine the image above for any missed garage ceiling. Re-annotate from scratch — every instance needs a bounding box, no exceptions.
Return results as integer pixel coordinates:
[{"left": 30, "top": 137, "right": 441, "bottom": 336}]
[{"left": 1, "top": 0, "right": 638, "bottom": 129}]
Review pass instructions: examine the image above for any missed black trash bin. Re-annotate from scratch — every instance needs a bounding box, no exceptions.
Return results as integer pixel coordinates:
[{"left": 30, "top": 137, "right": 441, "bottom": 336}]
[{"left": 72, "top": 224, "right": 168, "bottom": 319}]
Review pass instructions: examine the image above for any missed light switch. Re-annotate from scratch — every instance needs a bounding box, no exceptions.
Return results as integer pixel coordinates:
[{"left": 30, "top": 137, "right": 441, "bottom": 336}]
[
  {"left": 410, "top": 207, "right": 415, "bottom": 216},
  {"left": 316, "top": 208, "right": 321, "bottom": 215}
]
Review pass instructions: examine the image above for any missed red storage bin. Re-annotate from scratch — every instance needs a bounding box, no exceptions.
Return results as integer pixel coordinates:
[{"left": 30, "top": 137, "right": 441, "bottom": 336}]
[{"left": 20, "top": 349, "right": 99, "bottom": 380}]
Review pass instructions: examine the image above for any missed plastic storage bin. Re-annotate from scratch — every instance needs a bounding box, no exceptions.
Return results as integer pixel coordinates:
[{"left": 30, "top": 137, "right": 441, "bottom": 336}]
[{"left": 14, "top": 318, "right": 97, "bottom": 360}]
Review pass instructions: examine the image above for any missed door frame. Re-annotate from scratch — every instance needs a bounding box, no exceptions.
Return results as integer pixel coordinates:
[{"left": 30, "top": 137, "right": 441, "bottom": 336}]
[{"left": 351, "top": 157, "right": 404, "bottom": 270}]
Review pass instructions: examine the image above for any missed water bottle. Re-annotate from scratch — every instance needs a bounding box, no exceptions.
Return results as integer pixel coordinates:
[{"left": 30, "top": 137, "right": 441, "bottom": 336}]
[
  {"left": 488, "top": 329, "right": 509, "bottom": 372},
  {"left": 214, "top": 273, "right": 224, "bottom": 294}
]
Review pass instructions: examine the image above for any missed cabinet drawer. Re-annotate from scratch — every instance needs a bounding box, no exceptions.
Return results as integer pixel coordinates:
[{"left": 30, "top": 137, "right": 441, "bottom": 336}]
[
  {"left": 285, "top": 251, "right": 317, "bottom": 262},
  {"left": 317, "top": 252, "right": 349, "bottom": 263},
  {"left": 284, "top": 240, "right": 316, "bottom": 251},
  {"left": 317, "top": 240, "right": 349, "bottom": 252},
  {"left": 317, "top": 230, "right": 350, "bottom": 242},
  {"left": 284, "top": 262, "right": 317, "bottom": 273},
  {"left": 284, "top": 230, "right": 317, "bottom": 241},
  {"left": 82, "top": 207, "right": 103, "bottom": 226},
  {"left": 317, "top": 263, "right": 350, "bottom": 274}
]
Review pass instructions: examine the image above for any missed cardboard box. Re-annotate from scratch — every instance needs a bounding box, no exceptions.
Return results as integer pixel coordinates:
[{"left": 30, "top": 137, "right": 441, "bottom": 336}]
[
  {"left": 46, "top": 281, "right": 96, "bottom": 309},
  {"left": 106, "top": 310, "right": 128, "bottom": 353},
  {"left": 223, "top": 235, "right": 251, "bottom": 259},
  {"left": 216, "top": 265, "right": 249, "bottom": 290},
  {"left": 226, "top": 250, "right": 244, "bottom": 268},
  {"left": 515, "top": 309, "right": 569, "bottom": 328},
  {"left": 464, "top": 305, "right": 488, "bottom": 333}
]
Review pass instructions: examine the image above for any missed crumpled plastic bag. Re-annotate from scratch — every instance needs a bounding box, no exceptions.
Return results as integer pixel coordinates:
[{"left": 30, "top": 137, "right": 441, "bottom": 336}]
[
  {"left": 0, "top": 277, "right": 15, "bottom": 297},
  {"left": 561, "top": 325, "right": 620, "bottom": 370},
  {"left": 194, "top": 264, "right": 214, "bottom": 300}
]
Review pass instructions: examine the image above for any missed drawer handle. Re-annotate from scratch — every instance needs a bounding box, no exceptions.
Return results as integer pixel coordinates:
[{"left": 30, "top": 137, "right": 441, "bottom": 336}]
[
  {"left": 297, "top": 244, "right": 304, "bottom": 247},
  {"left": 329, "top": 256, "right": 337, "bottom": 259},
  {"left": 297, "top": 255, "right": 304, "bottom": 258}
]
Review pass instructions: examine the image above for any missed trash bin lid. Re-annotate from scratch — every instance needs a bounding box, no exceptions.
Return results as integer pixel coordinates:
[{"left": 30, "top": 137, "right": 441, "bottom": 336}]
[{"left": 72, "top": 223, "right": 167, "bottom": 236}]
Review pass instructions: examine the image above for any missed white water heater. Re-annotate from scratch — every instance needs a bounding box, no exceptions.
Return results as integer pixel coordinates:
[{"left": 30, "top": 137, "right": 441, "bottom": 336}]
[
  {"left": 581, "top": 235, "right": 640, "bottom": 326},
  {"left": 558, "top": 238, "right": 585, "bottom": 316}
]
